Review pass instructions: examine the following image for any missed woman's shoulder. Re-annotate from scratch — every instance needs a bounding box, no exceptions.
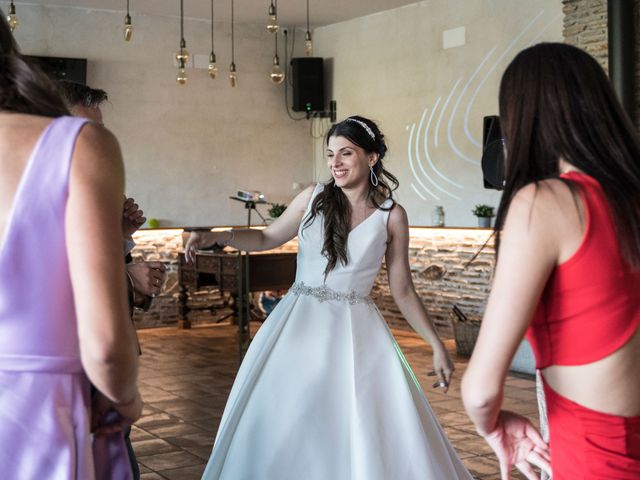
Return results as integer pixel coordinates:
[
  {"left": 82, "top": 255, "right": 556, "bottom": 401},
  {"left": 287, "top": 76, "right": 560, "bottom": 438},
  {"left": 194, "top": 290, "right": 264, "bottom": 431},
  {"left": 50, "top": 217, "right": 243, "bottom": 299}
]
[{"left": 387, "top": 201, "right": 408, "bottom": 228}]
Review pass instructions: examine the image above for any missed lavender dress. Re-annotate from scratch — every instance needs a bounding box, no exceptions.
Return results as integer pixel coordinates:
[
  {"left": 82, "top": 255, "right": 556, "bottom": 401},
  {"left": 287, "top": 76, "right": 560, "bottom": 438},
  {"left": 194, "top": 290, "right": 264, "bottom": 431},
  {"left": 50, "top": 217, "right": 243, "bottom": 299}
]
[{"left": 0, "top": 116, "right": 132, "bottom": 479}]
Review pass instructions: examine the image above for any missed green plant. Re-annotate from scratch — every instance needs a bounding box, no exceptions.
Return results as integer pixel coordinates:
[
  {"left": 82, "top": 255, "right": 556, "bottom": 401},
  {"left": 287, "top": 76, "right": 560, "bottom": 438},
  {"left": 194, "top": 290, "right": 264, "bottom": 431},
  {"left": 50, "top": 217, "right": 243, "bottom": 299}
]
[
  {"left": 472, "top": 204, "right": 495, "bottom": 217},
  {"left": 268, "top": 203, "right": 287, "bottom": 218}
]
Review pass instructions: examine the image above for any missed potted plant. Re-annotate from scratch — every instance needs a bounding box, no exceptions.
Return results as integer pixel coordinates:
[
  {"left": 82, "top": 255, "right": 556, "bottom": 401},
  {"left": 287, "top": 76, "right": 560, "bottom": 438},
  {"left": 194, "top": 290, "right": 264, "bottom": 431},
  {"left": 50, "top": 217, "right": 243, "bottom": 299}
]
[
  {"left": 267, "top": 203, "right": 287, "bottom": 221},
  {"left": 472, "top": 204, "right": 495, "bottom": 228}
]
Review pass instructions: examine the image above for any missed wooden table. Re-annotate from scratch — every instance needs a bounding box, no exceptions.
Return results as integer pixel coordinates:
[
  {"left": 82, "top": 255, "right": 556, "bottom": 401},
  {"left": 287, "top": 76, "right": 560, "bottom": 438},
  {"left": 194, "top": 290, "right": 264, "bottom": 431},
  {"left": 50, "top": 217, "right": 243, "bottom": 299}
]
[{"left": 178, "top": 250, "right": 297, "bottom": 352}]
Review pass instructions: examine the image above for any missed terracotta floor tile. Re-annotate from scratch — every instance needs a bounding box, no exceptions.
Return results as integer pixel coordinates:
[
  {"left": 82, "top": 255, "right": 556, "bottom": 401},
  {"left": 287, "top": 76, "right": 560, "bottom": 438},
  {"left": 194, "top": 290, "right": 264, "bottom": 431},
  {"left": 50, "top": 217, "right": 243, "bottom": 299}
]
[{"left": 131, "top": 323, "right": 540, "bottom": 477}]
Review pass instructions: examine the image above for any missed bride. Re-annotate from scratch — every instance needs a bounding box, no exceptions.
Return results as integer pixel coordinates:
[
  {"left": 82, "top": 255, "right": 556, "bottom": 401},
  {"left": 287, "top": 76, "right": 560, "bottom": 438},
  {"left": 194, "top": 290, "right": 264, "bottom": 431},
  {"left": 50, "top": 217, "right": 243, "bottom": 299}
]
[{"left": 186, "top": 115, "right": 473, "bottom": 480}]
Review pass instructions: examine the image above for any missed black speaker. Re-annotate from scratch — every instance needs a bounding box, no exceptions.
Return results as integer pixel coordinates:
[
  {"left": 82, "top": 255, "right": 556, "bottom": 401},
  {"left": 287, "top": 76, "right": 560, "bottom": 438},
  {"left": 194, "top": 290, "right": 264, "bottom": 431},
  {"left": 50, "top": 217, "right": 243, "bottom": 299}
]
[
  {"left": 25, "top": 55, "right": 87, "bottom": 84},
  {"left": 291, "top": 57, "right": 324, "bottom": 112},
  {"left": 481, "top": 115, "right": 505, "bottom": 190}
]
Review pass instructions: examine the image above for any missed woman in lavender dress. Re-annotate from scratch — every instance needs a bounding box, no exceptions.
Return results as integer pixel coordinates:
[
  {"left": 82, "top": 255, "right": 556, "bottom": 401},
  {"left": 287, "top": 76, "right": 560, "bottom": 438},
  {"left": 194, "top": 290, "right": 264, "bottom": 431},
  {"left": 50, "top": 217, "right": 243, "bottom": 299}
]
[{"left": 0, "top": 11, "right": 141, "bottom": 479}]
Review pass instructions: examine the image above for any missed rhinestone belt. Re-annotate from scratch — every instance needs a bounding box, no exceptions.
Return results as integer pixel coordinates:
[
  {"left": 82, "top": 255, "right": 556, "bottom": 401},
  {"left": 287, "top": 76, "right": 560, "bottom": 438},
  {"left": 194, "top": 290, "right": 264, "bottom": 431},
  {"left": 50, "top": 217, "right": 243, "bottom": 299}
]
[{"left": 289, "top": 281, "right": 373, "bottom": 306}]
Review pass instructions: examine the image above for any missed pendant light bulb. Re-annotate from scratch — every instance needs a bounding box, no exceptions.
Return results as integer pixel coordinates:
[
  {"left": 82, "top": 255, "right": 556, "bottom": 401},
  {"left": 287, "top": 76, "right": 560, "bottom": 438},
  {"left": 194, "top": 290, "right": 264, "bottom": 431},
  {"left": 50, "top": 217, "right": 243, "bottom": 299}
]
[
  {"left": 208, "top": 0, "right": 217, "bottom": 80},
  {"left": 208, "top": 53, "right": 218, "bottom": 80},
  {"left": 270, "top": 55, "right": 284, "bottom": 84},
  {"left": 229, "top": 63, "right": 237, "bottom": 88},
  {"left": 266, "top": 2, "right": 278, "bottom": 33},
  {"left": 124, "top": 14, "right": 133, "bottom": 41},
  {"left": 177, "top": 62, "right": 188, "bottom": 85},
  {"left": 7, "top": 3, "right": 17, "bottom": 32},
  {"left": 304, "top": 31, "right": 313, "bottom": 57},
  {"left": 175, "top": 39, "right": 190, "bottom": 65}
]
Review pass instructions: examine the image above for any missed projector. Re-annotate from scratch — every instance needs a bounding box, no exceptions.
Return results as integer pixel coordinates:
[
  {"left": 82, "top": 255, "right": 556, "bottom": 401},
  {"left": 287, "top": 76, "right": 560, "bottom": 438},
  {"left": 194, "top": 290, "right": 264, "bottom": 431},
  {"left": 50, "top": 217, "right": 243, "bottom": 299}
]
[{"left": 235, "top": 190, "right": 265, "bottom": 202}]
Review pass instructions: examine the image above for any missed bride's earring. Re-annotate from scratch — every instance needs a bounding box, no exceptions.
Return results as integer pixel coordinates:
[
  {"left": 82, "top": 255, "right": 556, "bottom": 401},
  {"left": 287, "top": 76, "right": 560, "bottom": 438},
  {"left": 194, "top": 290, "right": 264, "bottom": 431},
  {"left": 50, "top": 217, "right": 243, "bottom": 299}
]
[{"left": 369, "top": 165, "right": 379, "bottom": 187}]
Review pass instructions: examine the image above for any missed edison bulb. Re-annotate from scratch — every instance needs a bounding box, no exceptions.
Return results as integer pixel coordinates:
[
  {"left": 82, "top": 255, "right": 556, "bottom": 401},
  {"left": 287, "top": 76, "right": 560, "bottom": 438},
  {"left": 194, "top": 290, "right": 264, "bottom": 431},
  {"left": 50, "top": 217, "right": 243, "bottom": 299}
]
[
  {"left": 175, "top": 48, "right": 190, "bottom": 65},
  {"left": 7, "top": 13, "right": 17, "bottom": 32},
  {"left": 266, "top": 16, "right": 278, "bottom": 33},
  {"left": 176, "top": 67, "right": 188, "bottom": 85},
  {"left": 208, "top": 62, "right": 218, "bottom": 80},
  {"left": 304, "top": 31, "right": 313, "bottom": 56},
  {"left": 229, "top": 63, "right": 238, "bottom": 87},
  {"left": 266, "top": 3, "right": 278, "bottom": 33},
  {"left": 124, "top": 24, "right": 133, "bottom": 41},
  {"left": 270, "top": 57, "right": 284, "bottom": 84}
]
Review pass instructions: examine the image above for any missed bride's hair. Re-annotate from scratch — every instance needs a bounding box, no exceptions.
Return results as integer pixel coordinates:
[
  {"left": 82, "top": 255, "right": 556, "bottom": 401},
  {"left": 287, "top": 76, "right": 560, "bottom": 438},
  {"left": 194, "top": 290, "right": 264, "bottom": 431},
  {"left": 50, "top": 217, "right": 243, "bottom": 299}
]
[
  {"left": 0, "top": 9, "right": 68, "bottom": 117},
  {"left": 302, "top": 115, "right": 399, "bottom": 277}
]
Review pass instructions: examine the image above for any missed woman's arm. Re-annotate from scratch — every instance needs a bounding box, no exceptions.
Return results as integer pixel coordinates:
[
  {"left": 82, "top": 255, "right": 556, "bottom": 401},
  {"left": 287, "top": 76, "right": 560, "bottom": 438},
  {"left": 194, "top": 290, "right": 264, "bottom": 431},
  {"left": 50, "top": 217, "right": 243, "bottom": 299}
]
[
  {"left": 66, "top": 123, "right": 140, "bottom": 406},
  {"left": 185, "top": 185, "right": 315, "bottom": 261},
  {"left": 461, "top": 183, "right": 558, "bottom": 435},
  {"left": 385, "top": 205, "right": 454, "bottom": 389}
]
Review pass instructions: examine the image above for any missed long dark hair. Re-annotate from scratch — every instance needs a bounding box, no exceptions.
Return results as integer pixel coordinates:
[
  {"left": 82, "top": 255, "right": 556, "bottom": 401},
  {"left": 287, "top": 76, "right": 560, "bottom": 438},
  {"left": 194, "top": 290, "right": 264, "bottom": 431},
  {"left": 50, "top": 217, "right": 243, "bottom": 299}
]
[
  {"left": 496, "top": 42, "right": 640, "bottom": 267},
  {"left": 303, "top": 115, "right": 399, "bottom": 277},
  {"left": 0, "top": 9, "right": 68, "bottom": 117}
]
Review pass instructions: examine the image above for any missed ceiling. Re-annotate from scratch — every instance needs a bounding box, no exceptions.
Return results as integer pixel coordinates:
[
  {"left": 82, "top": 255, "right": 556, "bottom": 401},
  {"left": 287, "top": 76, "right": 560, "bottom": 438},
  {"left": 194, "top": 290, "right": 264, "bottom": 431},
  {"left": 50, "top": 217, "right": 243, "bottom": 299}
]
[{"left": 14, "top": 1, "right": 420, "bottom": 27}]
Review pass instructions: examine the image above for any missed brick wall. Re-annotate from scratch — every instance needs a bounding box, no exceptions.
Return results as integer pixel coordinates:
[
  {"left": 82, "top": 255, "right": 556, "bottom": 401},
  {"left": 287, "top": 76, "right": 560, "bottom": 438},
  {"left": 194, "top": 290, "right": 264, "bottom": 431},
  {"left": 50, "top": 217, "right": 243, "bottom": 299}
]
[{"left": 131, "top": 228, "right": 494, "bottom": 336}]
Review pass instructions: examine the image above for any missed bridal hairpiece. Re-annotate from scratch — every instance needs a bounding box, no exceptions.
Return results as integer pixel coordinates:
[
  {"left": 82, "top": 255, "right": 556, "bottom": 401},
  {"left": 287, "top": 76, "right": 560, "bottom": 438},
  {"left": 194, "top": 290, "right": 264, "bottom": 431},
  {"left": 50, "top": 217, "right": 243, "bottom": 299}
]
[{"left": 346, "top": 118, "right": 375, "bottom": 141}]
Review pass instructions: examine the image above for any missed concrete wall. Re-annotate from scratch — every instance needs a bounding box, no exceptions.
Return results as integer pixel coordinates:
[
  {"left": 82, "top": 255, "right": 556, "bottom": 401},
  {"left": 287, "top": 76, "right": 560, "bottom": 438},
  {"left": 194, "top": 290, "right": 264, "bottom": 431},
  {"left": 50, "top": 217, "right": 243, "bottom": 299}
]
[
  {"left": 12, "top": 5, "right": 312, "bottom": 227},
  {"left": 313, "top": 0, "right": 563, "bottom": 226}
]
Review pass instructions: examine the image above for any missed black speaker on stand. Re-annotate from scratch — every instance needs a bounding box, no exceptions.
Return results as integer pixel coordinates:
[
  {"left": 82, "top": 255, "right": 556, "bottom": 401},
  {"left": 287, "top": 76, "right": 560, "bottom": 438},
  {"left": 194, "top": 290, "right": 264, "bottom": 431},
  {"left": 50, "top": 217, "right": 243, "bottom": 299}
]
[
  {"left": 291, "top": 57, "right": 325, "bottom": 113},
  {"left": 481, "top": 115, "right": 505, "bottom": 190}
]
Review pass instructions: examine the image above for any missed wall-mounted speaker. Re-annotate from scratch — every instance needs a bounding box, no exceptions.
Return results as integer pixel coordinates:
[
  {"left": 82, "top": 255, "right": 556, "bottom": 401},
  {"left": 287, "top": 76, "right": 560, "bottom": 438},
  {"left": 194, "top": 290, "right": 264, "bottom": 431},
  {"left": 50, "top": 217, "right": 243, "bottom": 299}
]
[
  {"left": 291, "top": 57, "right": 324, "bottom": 112},
  {"left": 25, "top": 55, "right": 87, "bottom": 84},
  {"left": 481, "top": 115, "right": 505, "bottom": 190}
]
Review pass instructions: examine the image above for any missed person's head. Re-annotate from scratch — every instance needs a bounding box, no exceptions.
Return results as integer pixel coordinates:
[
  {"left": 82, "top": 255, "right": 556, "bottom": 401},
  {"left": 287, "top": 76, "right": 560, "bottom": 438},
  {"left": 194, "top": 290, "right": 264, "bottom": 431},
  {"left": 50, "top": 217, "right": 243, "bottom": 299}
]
[
  {"left": 0, "top": 9, "right": 68, "bottom": 117},
  {"left": 57, "top": 80, "right": 108, "bottom": 123},
  {"left": 325, "top": 116, "right": 388, "bottom": 190},
  {"left": 496, "top": 42, "right": 640, "bottom": 266},
  {"left": 304, "top": 115, "right": 399, "bottom": 277}
]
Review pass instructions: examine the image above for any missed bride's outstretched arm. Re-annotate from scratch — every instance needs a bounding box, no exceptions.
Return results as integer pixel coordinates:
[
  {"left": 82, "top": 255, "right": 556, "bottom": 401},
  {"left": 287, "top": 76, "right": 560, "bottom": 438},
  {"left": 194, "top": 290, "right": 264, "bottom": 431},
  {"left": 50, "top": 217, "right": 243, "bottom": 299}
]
[
  {"left": 185, "top": 185, "right": 314, "bottom": 262},
  {"left": 384, "top": 204, "right": 454, "bottom": 390}
]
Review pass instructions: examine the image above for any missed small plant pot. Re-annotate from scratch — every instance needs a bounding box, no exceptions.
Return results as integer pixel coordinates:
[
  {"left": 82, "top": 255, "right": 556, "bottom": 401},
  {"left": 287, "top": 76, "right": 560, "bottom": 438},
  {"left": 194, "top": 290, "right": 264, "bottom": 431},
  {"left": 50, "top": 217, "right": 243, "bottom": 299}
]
[{"left": 477, "top": 216, "right": 492, "bottom": 228}]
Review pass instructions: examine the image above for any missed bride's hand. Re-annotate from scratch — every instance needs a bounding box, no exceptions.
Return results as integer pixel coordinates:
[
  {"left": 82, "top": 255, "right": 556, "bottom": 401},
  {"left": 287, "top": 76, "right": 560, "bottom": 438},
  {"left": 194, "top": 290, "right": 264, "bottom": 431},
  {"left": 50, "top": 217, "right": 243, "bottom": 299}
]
[
  {"left": 483, "top": 410, "right": 551, "bottom": 480},
  {"left": 431, "top": 343, "right": 455, "bottom": 393},
  {"left": 185, "top": 231, "right": 217, "bottom": 263}
]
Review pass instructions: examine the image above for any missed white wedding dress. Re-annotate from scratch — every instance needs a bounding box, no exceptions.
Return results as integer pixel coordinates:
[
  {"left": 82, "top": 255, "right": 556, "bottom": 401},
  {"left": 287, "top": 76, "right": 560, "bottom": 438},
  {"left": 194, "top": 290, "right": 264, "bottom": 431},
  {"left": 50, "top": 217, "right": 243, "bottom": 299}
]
[{"left": 202, "top": 184, "right": 473, "bottom": 480}]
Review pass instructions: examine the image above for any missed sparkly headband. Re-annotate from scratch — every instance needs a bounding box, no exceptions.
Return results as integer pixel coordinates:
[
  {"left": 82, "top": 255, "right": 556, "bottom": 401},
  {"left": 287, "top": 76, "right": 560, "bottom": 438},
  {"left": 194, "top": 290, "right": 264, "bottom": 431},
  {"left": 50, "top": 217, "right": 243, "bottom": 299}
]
[{"left": 345, "top": 118, "right": 375, "bottom": 141}]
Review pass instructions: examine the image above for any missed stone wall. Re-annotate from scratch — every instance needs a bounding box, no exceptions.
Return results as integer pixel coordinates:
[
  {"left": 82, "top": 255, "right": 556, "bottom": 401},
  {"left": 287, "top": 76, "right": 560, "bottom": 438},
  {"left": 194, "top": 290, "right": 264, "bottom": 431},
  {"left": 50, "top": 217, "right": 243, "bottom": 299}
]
[
  {"left": 562, "top": 0, "right": 609, "bottom": 71},
  {"left": 131, "top": 228, "right": 495, "bottom": 336},
  {"left": 372, "top": 229, "right": 494, "bottom": 334},
  {"left": 563, "top": 0, "right": 640, "bottom": 126}
]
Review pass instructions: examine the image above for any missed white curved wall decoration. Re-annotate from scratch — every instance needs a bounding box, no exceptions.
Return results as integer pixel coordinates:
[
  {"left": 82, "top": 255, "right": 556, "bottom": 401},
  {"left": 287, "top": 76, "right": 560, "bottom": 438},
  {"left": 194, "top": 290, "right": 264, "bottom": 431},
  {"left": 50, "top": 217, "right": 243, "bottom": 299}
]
[{"left": 314, "top": 0, "right": 563, "bottom": 225}]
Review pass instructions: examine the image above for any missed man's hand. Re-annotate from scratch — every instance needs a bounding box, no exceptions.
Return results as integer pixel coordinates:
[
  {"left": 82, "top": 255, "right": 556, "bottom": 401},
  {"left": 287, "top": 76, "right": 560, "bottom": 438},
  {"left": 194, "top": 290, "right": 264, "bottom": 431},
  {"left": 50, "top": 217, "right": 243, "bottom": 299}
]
[
  {"left": 122, "top": 197, "right": 146, "bottom": 237},
  {"left": 126, "top": 261, "right": 166, "bottom": 298}
]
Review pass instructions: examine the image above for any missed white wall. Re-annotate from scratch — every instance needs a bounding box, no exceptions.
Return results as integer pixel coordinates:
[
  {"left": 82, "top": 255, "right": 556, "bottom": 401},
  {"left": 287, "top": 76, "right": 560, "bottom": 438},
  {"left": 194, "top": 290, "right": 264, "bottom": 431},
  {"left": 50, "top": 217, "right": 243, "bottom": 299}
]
[
  {"left": 12, "top": 5, "right": 312, "bottom": 227},
  {"left": 314, "top": 0, "right": 563, "bottom": 226}
]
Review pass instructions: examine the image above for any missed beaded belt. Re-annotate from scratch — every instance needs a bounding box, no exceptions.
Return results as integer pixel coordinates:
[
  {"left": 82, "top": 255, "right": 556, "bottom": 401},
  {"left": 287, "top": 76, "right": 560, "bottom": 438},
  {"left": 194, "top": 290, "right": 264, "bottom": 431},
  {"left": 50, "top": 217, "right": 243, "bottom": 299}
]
[{"left": 289, "top": 281, "right": 373, "bottom": 306}]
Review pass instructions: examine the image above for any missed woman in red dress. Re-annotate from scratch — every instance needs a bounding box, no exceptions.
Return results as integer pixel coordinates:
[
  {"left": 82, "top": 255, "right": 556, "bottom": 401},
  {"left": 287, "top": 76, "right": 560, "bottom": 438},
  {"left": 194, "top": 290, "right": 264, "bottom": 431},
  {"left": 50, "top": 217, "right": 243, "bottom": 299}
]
[{"left": 462, "top": 42, "right": 640, "bottom": 480}]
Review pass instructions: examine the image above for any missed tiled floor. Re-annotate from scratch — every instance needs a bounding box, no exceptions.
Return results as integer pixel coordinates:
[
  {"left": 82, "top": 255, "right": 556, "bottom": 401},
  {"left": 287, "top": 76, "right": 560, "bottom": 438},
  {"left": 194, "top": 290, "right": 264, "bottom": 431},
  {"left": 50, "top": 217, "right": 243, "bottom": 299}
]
[{"left": 133, "top": 323, "right": 539, "bottom": 479}]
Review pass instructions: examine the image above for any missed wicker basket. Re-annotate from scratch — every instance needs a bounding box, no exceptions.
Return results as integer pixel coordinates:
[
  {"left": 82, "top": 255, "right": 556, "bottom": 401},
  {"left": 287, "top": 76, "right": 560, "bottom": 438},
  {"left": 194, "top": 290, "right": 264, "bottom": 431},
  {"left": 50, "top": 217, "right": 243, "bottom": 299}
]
[{"left": 450, "top": 309, "right": 481, "bottom": 357}]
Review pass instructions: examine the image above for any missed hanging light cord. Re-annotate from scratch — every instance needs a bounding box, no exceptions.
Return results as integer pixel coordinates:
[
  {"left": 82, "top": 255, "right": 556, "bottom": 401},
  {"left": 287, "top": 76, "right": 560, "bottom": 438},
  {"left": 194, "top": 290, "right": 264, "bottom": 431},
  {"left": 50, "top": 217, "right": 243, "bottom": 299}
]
[
  {"left": 180, "top": 0, "right": 184, "bottom": 44},
  {"left": 274, "top": 24, "right": 278, "bottom": 58},
  {"left": 306, "top": 0, "right": 310, "bottom": 34},
  {"left": 210, "top": 0, "right": 215, "bottom": 52},
  {"left": 283, "top": 31, "right": 305, "bottom": 121},
  {"left": 126, "top": 0, "right": 130, "bottom": 15},
  {"left": 231, "top": 0, "right": 235, "bottom": 63}
]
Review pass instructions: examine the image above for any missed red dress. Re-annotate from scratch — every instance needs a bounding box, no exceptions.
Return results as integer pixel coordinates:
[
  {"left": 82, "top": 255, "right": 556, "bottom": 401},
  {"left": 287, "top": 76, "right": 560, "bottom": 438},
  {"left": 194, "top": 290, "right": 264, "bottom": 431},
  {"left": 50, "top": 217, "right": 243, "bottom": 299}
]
[{"left": 526, "top": 171, "right": 640, "bottom": 479}]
